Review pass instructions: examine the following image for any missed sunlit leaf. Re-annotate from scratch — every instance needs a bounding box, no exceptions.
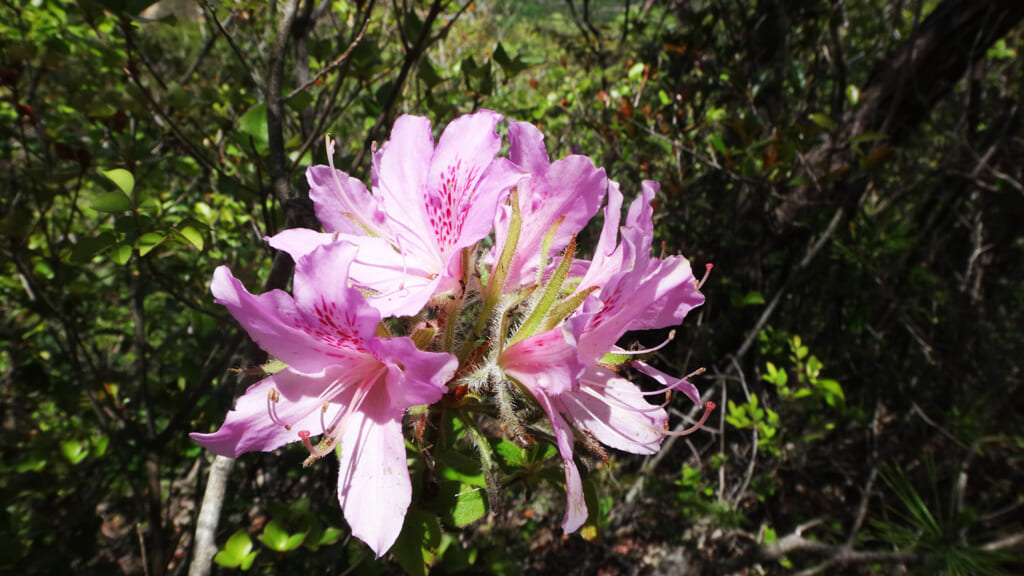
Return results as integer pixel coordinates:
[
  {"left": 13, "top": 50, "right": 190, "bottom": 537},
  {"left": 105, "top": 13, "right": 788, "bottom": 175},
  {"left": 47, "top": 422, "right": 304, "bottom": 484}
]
[
  {"left": 102, "top": 168, "right": 135, "bottom": 196},
  {"left": 136, "top": 232, "right": 165, "bottom": 257},
  {"left": 91, "top": 192, "right": 132, "bottom": 213},
  {"left": 809, "top": 113, "right": 835, "bottom": 130},
  {"left": 177, "top": 226, "right": 204, "bottom": 251}
]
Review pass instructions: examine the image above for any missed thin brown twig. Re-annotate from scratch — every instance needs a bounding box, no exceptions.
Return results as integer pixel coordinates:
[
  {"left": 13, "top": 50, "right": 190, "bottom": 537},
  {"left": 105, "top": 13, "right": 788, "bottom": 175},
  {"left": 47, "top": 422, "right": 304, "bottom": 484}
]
[
  {"left": 200, "top": 1, "right": 265, "bottom": 91},
  {"left": 285, "top": 17, "right": 370, "bottom": 101},
  {"left": 728, "top": 358, "right": 757, "bottom": 506}
]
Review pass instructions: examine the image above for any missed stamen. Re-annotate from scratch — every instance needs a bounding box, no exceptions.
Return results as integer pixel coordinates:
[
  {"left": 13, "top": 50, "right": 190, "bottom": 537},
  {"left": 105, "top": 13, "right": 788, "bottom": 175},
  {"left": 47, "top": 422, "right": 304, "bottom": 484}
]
[
  {"left": 318, "top": 401, "right": 332, "bottom": 435},
  {"left": 613, "top": 330, "right": 677, "bottom": 356},
  {"left": 580, "top": 385, "right": 667, "bottom": 414},
  {"left": 323, "top": 365, "right": 384, "bottom": 434},
  {"left": 662, "top": 401, "right": 717, "bottom": 436},
  {"left": 325, "top": 135, "right": 336, "bottom": 170},
  {"left": 697, "top": 262, "right": 714, "bottom": 290},
  {"left": 297, "top": 365, "right": 388, "bottom": 464},
  {"left": 636, "top": 366, "right": 706, "bottom": 396},
  {"left": 297, "top": 429, "right": 335, "bottom": 459},
  {"left": 266, "top": 388, "right": 290, "bottom": 429},
  {"left": 396, "top": 235, "right": 408, "bottom": 291}
]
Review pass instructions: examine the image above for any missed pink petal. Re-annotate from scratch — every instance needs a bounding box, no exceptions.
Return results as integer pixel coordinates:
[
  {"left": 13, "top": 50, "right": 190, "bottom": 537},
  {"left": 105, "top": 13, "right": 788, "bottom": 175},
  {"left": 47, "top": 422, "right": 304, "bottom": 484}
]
[
  {"left": 500, "top": 154, "right": 608, "bottom": 289},
  {"left": 374, "top": 337, "right": 457, "bottom": 407},
  {"left": 189, "top": 368, "right": 333, "bottom": 458},
  {"left": 375, "top": 114, "right": 438, "bottom": 261},
  {"left": 536, "top": 393, "right": 588, "bottom": 533},
  {"left": 268, "top": 232, "right": 440, "bottom": 318},
  {"left": 575, "top": 181, "right": 625, "bottom": 293},
  {"left": 457, "top": 156, "right": 524, "bottom": 255},
  {"left": 621, "top": 180, "right": 658, "bottom": 263},
  {"left": 210, "top": 266, "right": 349, "bottom": 372},
  {"left": 292, "top": 242, "right": 381, "bottom": 343},
  {"left": 365, "top": 275, "right": 443, "bottom": 319},
  {"left": 424, "top": 111, "right": 513, "bottom": 254},
  {"left": 561, "top": 366, "right": 667, "bottom": 455},
  {"left": 266, "top": 228, "right": 337, "bottom": 262},
  {"left": 336, "top": 388, "right": 411, "bottom": 558},
  {"left": 627, "top": 256, "right": 705, "bottom": 331},
  {"left": 575, "top": 262, "right": 661, "bottom": 364},
  {"left": 508, "top": 120, "right": 550, "bottom": 174},
  {"left": 500, "top": 327, "right": 583, "bottom": 397},
  {"left": 306, "top": 165, "right": 387, "bottom": 236}
]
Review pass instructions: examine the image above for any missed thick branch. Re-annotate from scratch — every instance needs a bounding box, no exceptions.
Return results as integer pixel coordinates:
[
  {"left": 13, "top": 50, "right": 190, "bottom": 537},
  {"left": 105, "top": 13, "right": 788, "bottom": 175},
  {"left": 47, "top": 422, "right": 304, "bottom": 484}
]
[{"left": 776, "top": 0, "right": 1024, "bottom": 225}]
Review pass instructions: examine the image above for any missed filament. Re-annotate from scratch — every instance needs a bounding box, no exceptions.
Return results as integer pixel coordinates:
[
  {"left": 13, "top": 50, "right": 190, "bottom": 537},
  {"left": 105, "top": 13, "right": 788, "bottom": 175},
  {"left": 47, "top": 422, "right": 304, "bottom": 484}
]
[
  {"left": 697, "top": 263, "right": 714, "bottom": 290},
  {"left": 661, "top": 401, "right": 717, "bottom": 437},
  {"left": 266, "top": 388, "right": 291, "bottom": 430},
  {"left": 636, "top": 366, "right": 706, "bottom": 396},
  {"left": 612, "top": 330, "right": 676, "bottom": 356}
]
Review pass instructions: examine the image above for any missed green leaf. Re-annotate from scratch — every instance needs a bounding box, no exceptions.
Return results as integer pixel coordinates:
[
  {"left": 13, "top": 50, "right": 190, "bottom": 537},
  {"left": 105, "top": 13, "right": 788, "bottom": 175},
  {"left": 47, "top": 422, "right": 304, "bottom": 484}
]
[
  {"left": 493, "top": 42, "right": 527, "bottom": 77},
  {"left": 450, "top": 485, "right": 486, "bottom": 527},
  {"left": 493, "top": 439, "right": 524, "bottom": 468},
  {"left": 214, "top": 529, "right": 259, "bottom": 570},
  {"left": 69, "top": 231, "right": 117, "bottom": 262},
  {"left": 437, "top": 449, "right": 485, "bottom": 487},
  {"left": 239, "top": 550, "right": 258, "bottom": 571},
  {"left": 237, "top": 103, "right": 269, "bottom": 149},
  {"left": 85, "top": 434, "right": 107, "bottom": 459},
  {"left": 392, "top": 508, "right": 441, "bottom": 576},
  {"left": 461, "top": 56, "right": 494, "bottom": 96},
  {"left": 731, "top": 290, "right": 765, "bottom": 308},
  {"left": 91, "top": 192, "right": 133, "bottom": 212},
  {"left": 845, "top": 84, "right": 860, "bottom": 106},
  {"left": 136, "top": 232, "right": 165, "bottom": 257},
  {"left": 102, "top": 168, "right": 135, "bottom": 196},
  {"left": 213, "top": 550, "right": 239, "bottom": 568},
  {"left": 177, "top": 226, "right": 204, "bottom": 251},
  {"left": 418, "top": 59, "right": 444, "bottom": 89},
  {"left": 284, "top": 532, "right": 307, "bottom": 551},
  {"left": 286, "top": 91, "right": 313, "bottom": 113},
  {"left": 850, "top": 131, "right": 887, "bottom": 144},
  {"left": 225, "top": 530, "right": 253, "bottom": 558},
  {"left": 709, "top": 134, "right": 727, "bottom": 155},
  {"left": 258, "top": 520, "right": 291, "bottom": 552},
  {"left": 61, "top": 439, "right": 89, "bottom": 465},
  {"left": 315, "top": 526, "right": 342, "bottom": 547},
  {"left": 809, "top": 113, "right": 835, "bottom": 130},
  {"left": 111, "top": 245, "right": 132, "bottom": 265},
  {"left": 627, "top": 62, "right": 645, "bottom": 82}
]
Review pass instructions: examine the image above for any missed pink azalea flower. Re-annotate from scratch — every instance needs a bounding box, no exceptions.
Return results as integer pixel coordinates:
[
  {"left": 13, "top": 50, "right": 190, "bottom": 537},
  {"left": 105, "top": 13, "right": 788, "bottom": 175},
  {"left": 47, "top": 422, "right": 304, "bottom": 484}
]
[
  {"left": 497, "top": 180, "right": 708, "bottom": 533},
  {"left": 491, "top": 121, "right": 608, "bottom": 290},
  {"left": 190, "top": 242, "right": 458, "bottom": 557},
  {"left": 269, "top": 111, "right": 523, "bottom": 317},
  {"left": 498, "top": 326, "right": 589, "bottom": 532}
]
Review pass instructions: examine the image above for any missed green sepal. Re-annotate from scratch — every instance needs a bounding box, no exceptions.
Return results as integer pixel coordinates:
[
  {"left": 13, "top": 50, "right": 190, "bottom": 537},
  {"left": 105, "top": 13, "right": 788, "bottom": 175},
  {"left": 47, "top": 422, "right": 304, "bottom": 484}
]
[
  {"left": 260, "top": 359, "right": 288, "bottom": 375},
  {"left": 535, "top": 216, "right": 565, "bottom": 286},
  {"left": 599, "top": 351, "right": 633, "bottom": 366},
  {"left": 411, "top": 325, "right": 436, "bottom": 350},
  {"left": 510, "top": 237, "right": 577, "bottom": 345},
  {"left": 472, "top": 189, "right": 521, "bottom": 343},
  {"left": 538, "top": 284, "right": 599, "bottom": 334}
]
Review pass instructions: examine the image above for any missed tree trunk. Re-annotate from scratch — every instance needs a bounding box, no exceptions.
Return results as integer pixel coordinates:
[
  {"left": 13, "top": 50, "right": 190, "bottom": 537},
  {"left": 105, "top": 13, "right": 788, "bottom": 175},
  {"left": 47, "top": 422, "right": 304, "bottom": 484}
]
[{"left": 775, "top": 0, "right": 1024, "bottom": 226}]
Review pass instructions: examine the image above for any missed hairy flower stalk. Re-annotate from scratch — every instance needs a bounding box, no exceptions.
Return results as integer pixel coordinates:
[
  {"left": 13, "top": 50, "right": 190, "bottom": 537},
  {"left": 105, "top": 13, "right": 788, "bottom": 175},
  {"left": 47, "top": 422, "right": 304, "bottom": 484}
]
[{"left": 193, "top": 111, "right": 711, "bottom": 558}]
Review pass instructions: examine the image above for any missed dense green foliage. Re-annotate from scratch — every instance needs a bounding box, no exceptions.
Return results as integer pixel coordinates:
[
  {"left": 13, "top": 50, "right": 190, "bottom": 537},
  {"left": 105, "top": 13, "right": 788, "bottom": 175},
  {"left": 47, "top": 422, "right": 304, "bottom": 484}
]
[{"left": 2, "top": 0, "right": 1022, "bottom": 574}]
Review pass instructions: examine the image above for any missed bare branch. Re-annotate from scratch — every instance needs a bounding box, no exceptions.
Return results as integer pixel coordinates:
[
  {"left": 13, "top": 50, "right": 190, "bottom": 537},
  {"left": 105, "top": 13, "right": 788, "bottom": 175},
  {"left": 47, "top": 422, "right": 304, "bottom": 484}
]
[{"left": 285, "top": 17, "right": 369, "bottom": 101}]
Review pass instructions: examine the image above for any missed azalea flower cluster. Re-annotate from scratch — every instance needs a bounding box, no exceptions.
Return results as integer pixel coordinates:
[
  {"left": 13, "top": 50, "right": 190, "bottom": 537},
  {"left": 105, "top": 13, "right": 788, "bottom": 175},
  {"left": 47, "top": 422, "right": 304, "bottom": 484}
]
[{"left": 192, "top": 110, "right": 713, "bottom": 558}]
